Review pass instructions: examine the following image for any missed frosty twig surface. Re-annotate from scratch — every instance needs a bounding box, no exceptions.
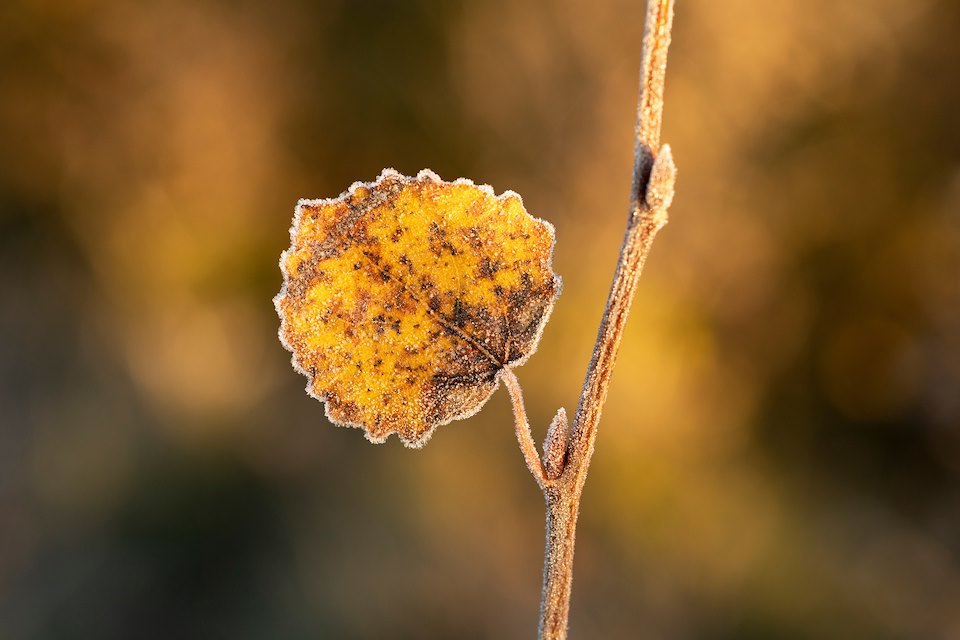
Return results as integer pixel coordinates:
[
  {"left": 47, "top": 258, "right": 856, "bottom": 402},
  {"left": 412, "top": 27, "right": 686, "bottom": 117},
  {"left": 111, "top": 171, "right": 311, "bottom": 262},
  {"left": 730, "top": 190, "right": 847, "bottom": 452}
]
[{"left": 524, "top": 1, "right": 679, "bottom": 637}]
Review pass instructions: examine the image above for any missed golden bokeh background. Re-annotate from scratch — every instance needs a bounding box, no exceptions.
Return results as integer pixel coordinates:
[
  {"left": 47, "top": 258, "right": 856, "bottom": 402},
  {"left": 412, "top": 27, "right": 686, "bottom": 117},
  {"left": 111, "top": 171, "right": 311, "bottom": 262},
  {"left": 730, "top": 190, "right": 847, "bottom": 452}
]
[{"left": 2, "top": 1, "right": 959, "bottom": 638}]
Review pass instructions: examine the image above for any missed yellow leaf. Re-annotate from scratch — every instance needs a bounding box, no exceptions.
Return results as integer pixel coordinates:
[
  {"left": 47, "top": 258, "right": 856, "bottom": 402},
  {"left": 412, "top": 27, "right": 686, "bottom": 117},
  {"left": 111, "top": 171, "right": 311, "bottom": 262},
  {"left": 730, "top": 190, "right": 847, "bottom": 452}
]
[{"left": 275, "top": 169, "right": 561, "bottom": 447}]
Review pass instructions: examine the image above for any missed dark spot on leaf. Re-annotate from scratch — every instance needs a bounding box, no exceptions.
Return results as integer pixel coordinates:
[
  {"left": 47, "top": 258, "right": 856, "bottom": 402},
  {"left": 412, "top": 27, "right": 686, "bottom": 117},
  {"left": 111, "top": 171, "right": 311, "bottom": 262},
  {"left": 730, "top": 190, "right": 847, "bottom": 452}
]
[
  {"left": 453, "top": 299, "right": 467, "bottom": 328},
  {"left": 478, "top": 257, "right": 500, "bottom": 279},
  {"left": 461, "top": 226, "right": 483, "bottom": 249}
]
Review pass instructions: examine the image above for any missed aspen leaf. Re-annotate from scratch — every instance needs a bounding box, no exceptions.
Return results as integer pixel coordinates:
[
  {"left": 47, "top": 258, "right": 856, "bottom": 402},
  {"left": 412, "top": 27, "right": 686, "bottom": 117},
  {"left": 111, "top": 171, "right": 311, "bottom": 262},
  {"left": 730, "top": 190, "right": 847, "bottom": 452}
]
[{"left": 275, "top": 169, "right": 561, "bottom": 447}]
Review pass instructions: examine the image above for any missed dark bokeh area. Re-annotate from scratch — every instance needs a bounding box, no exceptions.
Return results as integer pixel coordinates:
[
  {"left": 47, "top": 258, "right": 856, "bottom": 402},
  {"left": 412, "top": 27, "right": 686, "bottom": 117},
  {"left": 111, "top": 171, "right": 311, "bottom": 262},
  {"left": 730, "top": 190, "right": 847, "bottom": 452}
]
[{"left": 2, "top": 0, "right": 959, "bottom": 638}]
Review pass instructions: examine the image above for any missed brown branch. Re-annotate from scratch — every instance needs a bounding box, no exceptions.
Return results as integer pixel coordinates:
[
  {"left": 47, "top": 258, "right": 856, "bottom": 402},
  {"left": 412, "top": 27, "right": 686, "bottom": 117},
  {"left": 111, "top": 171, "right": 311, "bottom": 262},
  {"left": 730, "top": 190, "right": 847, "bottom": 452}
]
[{"left": 531, "top": 1, "right": 679, "bottom": 638}]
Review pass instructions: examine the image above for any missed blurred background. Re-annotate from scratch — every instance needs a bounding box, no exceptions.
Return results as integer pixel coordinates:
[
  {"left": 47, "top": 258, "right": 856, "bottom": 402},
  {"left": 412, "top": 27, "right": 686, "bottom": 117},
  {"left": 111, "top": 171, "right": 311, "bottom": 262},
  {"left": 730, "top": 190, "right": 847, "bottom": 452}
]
[{"left": 2, "top": 0, "right": 959, "bottom": 638}]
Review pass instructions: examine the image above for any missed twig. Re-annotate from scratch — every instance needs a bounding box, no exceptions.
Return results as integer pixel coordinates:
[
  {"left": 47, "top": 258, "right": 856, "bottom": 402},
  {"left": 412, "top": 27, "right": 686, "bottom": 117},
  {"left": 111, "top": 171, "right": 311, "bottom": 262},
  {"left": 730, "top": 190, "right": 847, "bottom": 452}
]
[
  {"left": 503, "top": 368, "right": 548, "bottom": 487},
  {"left": 516, "top": 1, "right": 679, "bottom": 638}
]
